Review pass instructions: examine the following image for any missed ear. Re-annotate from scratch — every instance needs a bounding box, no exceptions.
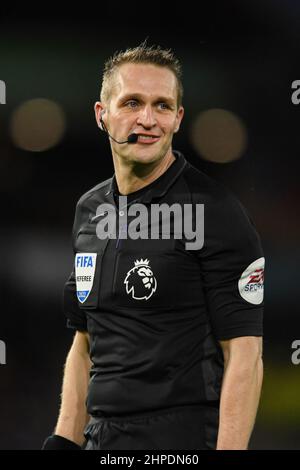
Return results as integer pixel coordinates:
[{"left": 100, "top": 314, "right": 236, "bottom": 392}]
[
  {"left": 174, "top": 105, "right": 184, "bottom": 134},
  {"left": 99, "top": 110, "right": 106, "bottom": 130},
  {"left": 94, "top": 102, "right": 106, "bottom": 129}
]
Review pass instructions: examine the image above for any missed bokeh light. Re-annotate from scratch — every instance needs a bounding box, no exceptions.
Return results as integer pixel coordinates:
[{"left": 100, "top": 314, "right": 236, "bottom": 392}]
[
  {"left": 189, "top": 108, "right": 248, "bottom": 163},
  {"left": 10, "top": 98, "right": 66, "bottom": 152}
]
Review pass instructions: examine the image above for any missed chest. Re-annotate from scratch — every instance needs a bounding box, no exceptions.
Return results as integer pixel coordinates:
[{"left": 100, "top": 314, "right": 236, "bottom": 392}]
[{"left": 74, "top": 219, "right": 204, "bottom": 312}]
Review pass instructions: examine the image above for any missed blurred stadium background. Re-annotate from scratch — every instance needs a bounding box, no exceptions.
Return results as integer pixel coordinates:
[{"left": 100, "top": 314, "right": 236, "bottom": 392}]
[{"left": 0, "top": 0, "right": 300, "bottom": 449}]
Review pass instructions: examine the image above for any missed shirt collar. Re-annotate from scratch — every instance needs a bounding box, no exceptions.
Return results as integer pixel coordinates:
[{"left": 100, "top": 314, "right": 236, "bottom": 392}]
[{"left": 105, "top": 150, "right": 188, "bottom": 203}]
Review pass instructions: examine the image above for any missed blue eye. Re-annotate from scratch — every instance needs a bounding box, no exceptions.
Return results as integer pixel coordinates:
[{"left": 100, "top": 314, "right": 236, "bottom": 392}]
[
  {"left": 158, "top": 103, "right": 169, "bottom": 110},
  {"left": 126, "top": 100, "right": 138, "bottom": 108}
]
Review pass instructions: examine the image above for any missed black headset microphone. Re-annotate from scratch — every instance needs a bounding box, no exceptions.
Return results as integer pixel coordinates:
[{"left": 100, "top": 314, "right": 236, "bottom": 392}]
[{"left": 99, "top": 111, "right": 138, "bottom": 144}]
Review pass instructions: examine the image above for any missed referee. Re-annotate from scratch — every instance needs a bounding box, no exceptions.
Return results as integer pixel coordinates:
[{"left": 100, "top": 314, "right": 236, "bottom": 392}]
[{"left": 43, "top": 43, "right": 265, "bottom": 450}]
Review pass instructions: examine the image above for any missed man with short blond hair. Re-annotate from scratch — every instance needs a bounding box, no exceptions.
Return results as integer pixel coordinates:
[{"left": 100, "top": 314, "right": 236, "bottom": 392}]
[{"left": 43, "top": 43, "right": 264, "bottom": 450}]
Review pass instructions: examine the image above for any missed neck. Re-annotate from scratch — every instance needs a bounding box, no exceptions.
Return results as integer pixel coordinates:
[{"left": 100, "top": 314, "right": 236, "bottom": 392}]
[{"left": 112, "top": 149, "right": 176, "bottom": 195}]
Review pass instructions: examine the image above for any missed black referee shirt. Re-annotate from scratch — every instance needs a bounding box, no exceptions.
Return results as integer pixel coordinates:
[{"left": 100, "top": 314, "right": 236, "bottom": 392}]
[{"left": 63, "top": 150, "right": 265, "bottom": 417}]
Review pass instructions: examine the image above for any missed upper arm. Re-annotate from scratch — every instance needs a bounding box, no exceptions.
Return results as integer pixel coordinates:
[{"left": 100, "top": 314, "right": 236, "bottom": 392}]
[
  {"left": 197, "top": 191, "right": 265, "bottom": 341},
  {"left": 63, "top": 268, "right": 88, "bottom": 332}
]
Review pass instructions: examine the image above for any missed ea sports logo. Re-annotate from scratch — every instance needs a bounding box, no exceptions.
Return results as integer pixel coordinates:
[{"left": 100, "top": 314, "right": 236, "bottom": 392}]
[
  {"left": 124, "top": 258, "right": 157, "bottom": 300},
  {"left": 238, "top": 257, "right": 265, "bottom": 305}
]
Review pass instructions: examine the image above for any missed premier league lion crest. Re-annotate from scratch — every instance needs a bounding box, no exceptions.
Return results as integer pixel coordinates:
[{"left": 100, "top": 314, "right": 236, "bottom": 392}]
[{"left": 124, "top": 258, "right": 157, "bottom": 300}]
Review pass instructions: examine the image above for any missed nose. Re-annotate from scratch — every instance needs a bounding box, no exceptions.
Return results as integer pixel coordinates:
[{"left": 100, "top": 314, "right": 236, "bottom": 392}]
[{"left": 136, "top": 104, "right": 157, "bottom": 128}]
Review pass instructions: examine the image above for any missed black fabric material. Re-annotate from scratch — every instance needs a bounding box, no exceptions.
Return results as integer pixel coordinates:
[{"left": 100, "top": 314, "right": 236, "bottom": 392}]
[
  {"left": 84, "top": 404, "right": 219, "bottom": 450},
  {"left": 112, "top": 172, "right": 162, "bottom": 207},
  {"left": 42, "top": 434, "right": 82, "bottom": 450},
  {"left": 62, "top": 150, "right": 264, "bottom": 417}
]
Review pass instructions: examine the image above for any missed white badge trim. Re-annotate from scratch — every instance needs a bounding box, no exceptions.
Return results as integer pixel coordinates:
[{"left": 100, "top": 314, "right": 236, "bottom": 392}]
[
  {"left": 75, "top": 253, "right": 97, "bottom": 304},
  {"left": 124, "top": 258, "right": 157, "bottom": 301},
  {"left": 238, "top": 257, "right": 265, "bottom": 305}
]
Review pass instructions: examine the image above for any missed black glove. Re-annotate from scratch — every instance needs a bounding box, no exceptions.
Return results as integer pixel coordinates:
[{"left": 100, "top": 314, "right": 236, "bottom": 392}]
[{"left": 42, "top": 434, "right": 82, "bottom": 450}]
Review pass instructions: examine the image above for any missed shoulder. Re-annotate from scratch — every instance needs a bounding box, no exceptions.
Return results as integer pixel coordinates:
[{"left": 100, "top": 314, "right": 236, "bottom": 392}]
[
  {"left": 71, "top": 177, "right": 112, "bottom": 235},
  {"left": 182, "top": 160, "right": 239, "bottom": 208},
  {"left": 75, "top": 177, "right": 112, "bottom": 209},
  {"left": 182, "top": 160, "right": 258, "bottom": 235}
]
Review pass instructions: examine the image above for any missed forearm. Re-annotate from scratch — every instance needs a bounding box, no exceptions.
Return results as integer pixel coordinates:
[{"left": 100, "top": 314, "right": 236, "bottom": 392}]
[
  {"left": 216, "top": 356, "right": 263, "bottom": 450},
  {"left": 55, "top": 334, "right": 92, "bottom": 446}
]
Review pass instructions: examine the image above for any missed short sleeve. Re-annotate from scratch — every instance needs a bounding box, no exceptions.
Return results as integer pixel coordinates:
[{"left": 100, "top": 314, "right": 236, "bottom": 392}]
[
  {"left": 63, "top": 266, "right": 88, "bottom": 331},
  {"left": 197, "top": 191, "right": 265, "bottom": 341},
  {"left": 62, "top": 199, "right": 88, "bottom": 332}
]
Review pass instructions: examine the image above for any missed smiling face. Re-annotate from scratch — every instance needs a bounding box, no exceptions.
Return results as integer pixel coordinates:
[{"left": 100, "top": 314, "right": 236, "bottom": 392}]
[{"left": 95, "top": 63, "right": 184, "bottom": 165}]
